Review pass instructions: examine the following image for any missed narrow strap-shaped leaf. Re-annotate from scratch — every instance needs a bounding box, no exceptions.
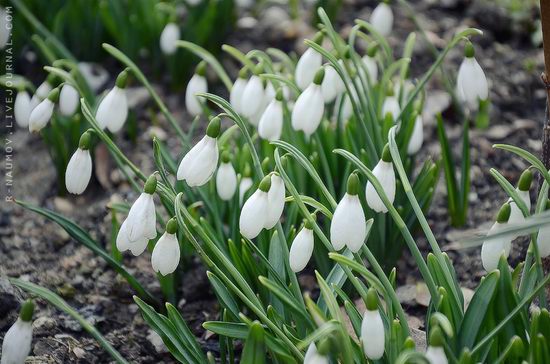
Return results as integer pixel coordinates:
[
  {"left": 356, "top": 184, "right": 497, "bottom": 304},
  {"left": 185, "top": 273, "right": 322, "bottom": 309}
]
[{"left": 241, "top": 322, "right": 267, "bottom": 364}]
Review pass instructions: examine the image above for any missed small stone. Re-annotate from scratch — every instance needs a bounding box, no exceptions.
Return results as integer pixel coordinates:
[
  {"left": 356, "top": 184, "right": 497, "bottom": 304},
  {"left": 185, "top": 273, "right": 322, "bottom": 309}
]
[
  {"left": 73, "top": 347, "right": 86, "bottom": 359},
  {"left": 53, "top": 197, "right": 74, "bottom": 214},
  {"left": 33, "top": 316, "right": 57, "bottom": 332},
  {"left": 147, "top": 330, "right": 168, "bottom": 354}
]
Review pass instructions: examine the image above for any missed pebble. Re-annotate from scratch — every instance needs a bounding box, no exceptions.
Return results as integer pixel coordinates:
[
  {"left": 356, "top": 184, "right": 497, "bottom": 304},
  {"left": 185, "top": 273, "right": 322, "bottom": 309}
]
[{"left": 147, "top": 330, "right": 169, "bottom": 354}]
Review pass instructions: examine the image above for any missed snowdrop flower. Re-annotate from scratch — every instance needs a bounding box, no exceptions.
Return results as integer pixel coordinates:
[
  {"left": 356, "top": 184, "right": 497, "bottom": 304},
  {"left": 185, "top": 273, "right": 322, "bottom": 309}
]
[
  {"left": 239, "top": 165, "right": 253, "bottom": 204},
  {"left": 289, "top": 219, "right": 314, "bottom": 273},
  {"left": 365, "top": 145, "right": 396, "bottom": 213},
  {"left": 258, "top": 89, "right": 284, "bottom": 141},
  {"left": 361, "top": 289, "right": 385, "bottom": 360},
  {"left": 116, "top": 175, "right": 157, "bottom": 256},
  {"left": 508, "top": 169, "right": 532, "bottom": 226},
  {"left": 151, "top": 218, "right": 181, "bottom": 276},
  {"left": 382, "top": 87, "right": 400, "bottom": 120},
  {"left": 407, "top": 113, "right": 424, "bottom": 155},
  {"left": 59, "top": 83, "right": 80, "bottom": 117},
  {"left": 160, "top": 22, "right": 180, "bottom": 55},
  {"left": 295, "top": 33, "right": 323, "bottom": 90},
  {"left": 0, "top": 6, "right": 10, "bottom": 50},
  {"left": 185, "top": 61, "right": 208, "bottom": 117},
  {"left": 264, "top": 173, "right": 285, "bottom": 229},
  {"left": 241, "top": 64, "right": 265, "bottom": 119},
  {"left": 370, "top": 2, "right": 393, "bottom": 37},
  {"left": 330, "top": 173, "right": 367, "bottom": 252},
  {"left": 361, "top": 45, "right": 379, "bottom": 84},
  {"left": 216, "top": 152, "right": 237, "bottom": 201},
  {"left": 321, "top": 62, "right": 345, "bottom": 103},
  {"left": 96, "top": 69, "right": 129, "bottom": 132},
  {"left": 303, "top": 342, "right": 329, "bottom": 364},
  {"left": 177, "top": 117, "right": 220, "bottom": 187},
  {"left": 292, "top": 68, "right": 325, "bottom": 137},
  {"left": 30, "top": 77, "right": 53, "bottom": 109},
  {"left": 14, "top": 91, "right": 32, "bottom": 128},
  {"left": 1, "top": 300, "right": 34, "bottom": 364},
  {"left": 65, "top": 131, "right": 93, "bottom": 195},
  {"left": 425, "top": 328, "right": 448, "bottom": 364},
  {"left": 29, "top": 88, "right": 58, "bottom": 132},
  {"left": 240, "top": 175, "right": 271, "bottom": 239},
  {"left": 230, "top": 67, "right": 248, "bottom": 113},
  {"left": 456, "top": 42, "right": 488, "bottom": 110},
  {"left": 537, "top": 200, "right": 550, "bottom": 258},
  {"left": 481, "top": 203, "right": 513, "bottom": 272}
]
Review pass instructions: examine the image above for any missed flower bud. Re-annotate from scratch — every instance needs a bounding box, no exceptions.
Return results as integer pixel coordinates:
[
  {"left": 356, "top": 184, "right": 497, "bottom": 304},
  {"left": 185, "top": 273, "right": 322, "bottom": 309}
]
[
  {"left": 425, "top": 327, "right": 448, "bottom": 364},
  {"left": 508, "top": 169, "right": 532, "bottom": 226},
  {"left": 15, "top": 91, "right": 32, "bottom": 128},
  {"left": 456, "top": 43, "right": 488, "bottom": 110},
  {"left": 407, "top": 114, "right": 424, "bottom": 155},
  {"left": 295, "top": 44, "right": 323, "bottom": 90},
  {"left": 321, "top": 63, "right": 345, "bottom": 103},
  {"left": 361, "top": 289, "right": 385, "bottom": 360},
  {"left": 241, "top": 73, "right": 265, "bottom": 118},
  {"left": 30, "top": 79, "right": 53, "bottom": 110},
  {"left": 230, "top": 68, "right": 248, "bottom": 113},
  {"left": 264, "top": 174, "right": 285, "bottom": 229},
  {"left": 365, "top": 145, "right": 396, "bottom": 213},
  {"left": 239, "top": 178, "right": 270, "bottom": 239},
  {"left": 289, "top": 220, "right": 314, "bottom": 273},
  {"left": 59, "top": 83, "right": 80, "bottom": 117},
  {"left": 151, "top": 218, "right": 181, "bottom": 276},
  {"left": 96, "top": 74, "right": 128, "bottom": 132},
  {"left": 291, "top": 72, "right": 325, "bottom": 137},
  {"left": 258, "top": 93, "right": 284, "bottom": 141},
  {"left": 216, "top": 153, "right": 238, "bottom": 201},
  {"left": 65, "top": 132, "right": 93, "bottom": 194},
  {"left": 28, "top": 88, "right": 58, "bottom": 132},
  {"left": 1, "top": 299, "right": 34, "bottom": 364},
  {"left": 185, "top": 62, "right": 208, "bottom": 116},
  {"left": 370, "top": 2, "right": 393, "bottom": 37},
  {"left": 160, "top": 23, "right": 180, "bottom": 55},
  {"left": 481, "top": 203, "right": 512, "bottom": 271}
]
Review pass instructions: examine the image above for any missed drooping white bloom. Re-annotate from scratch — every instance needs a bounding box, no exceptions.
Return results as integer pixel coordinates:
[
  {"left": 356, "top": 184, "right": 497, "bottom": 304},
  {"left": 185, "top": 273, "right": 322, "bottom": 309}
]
[
  {"left": 537, "top": 223, "right": 550, "bottom": 258},
  {"left": 59, "top": 84, "right": 80, "bottom": 117},
  {"left": 264, "top": 174, "right": 285, "bottom": 229},
  {"left": 230, "top": 70, "right": 248, "bottom": 113},
  {"left": 456, "top": 44, "right": 488, "bottom": 109},
  {"left": 65, "top": 148, "right": 92, "bottom": 194},
  {"left": 151, "top": 231, "right": 180, "bottom": 276},
  {"left": 30, "top": 80, "right": 52, "bottom": 109},
  {"left": 216, "top": 154, "right": 237, "bottom": 201},
  {"left": 289, "top": 225, "right": 314, "bottom": 273},
  {"left": 258, "top": 91, "right": 284, "bottom": 141},
  {"left": 481, "top": 204, "right": 513, "bottom": 271},
  {"left": 361, "top": 54, "right": 378, "bottom": 83},
  {"left": 0, "top": 7, "right": 11, "bottom": 50},
  {"left": 29, "top": 88, "right": 58, "bottom": 132},
  {"left": 330, "top": 174, "right": 366, "bottom": 252},
  {"left": 321, "top": 63, "right": 345, "bottom": 103},
  {"left": 241, "top": 74, "right": 265, "bottom": 118},
  {"left": 240, "top": 176, "right": 271, "bottom": 239},
  {"left": 370, "top": 2, "right": 393, "bottom": 37},
  {"left": 382, "top": 95, "right": 400, "bottom": 120},
  {"left": 239, "top": 176, "right": 253, "bottom": 204},
  {"left": 361, "top": 308, "right": 385, "bottom": 359},
  {"left": 1, "top": 300, "right": 34, "bottom": 364},
  {"left": 185, "top": 64, "right": 208, "bottom": 116},
  {"left": 15, "top": 91, "right": 32, "bottom": 128},
  {"left": 407, "top": 115, "right": 424, "bottom": 155},
  {"left": 303, "top": 342, "right": 329, "bottom": 364},
  {"left": 425, "top": 346, "right": 448, "bottom": 364},
  {"left": 365, "top": 147, "right": 396, "bottom": 213},
  {"left": 160, "top": 23, "right": 180, "bottom": 55},
  {"left": 96, "top": 86, "right": 128, "bottom": 132},
  {"left": 508, "top": 170, "right": 533, "bottom": 226},
  {"left": 295, "top": 46, "right": 323, "bottom": 90},
  {"left": 292, "top": 68, "right": 325, "bottom": 137}
]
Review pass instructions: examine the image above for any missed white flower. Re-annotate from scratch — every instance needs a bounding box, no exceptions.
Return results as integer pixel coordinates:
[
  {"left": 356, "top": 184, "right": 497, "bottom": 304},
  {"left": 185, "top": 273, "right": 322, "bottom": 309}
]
[
  {"left": 65, "top": 148, "right": 92, "bottom": 195},
  {"left": 425, "top": 346, "right": 448, "bottom": 364},
  {"left": 361, "top": 54, "right": 378, "bottom": 83},
  {"left": 321, "top": 63, "right": 345, "bottom": 103},
  {"left": 216, "top": 154, "right": 237, "bottom": 201},
  {"left": 239, "top": 176, "right": 253, "bottom": 204},
  {"left": 481, "top": 204, "right": 513, "bottom": 271},
  {"left": 508, "top": 170, "right": 532, "bottom": 226},
  {"left": 370, "top": 2, "right": 393, "bottom": 37},
  {"left": 230, "top": 71, "right": 248, "bottom": 113},
  {"left": 456, "top": 44, "right": 488, "bottom": 109},
  {"left": 258, "top": 92, "right": 284, "bottom": 141},
  {"left": 303, "top": 342, "right": 329, "bottom": 364},
  {"left": 407, "top": 115, "right": 424, "bottom": 155},
  {"left": 116, "top": 176, "right": 157, "bottom": 256},
  {"left": 365, "top": 147, "right": 396, "bottom": 213},
  {"left": 537, "top": 224, "right": 550, "bottom": 258},
  {"left": 30, "top": 80, "right": 52, "bottom": 109},
  {"left": 341, "top": 94, "right": 353, "bottom": 121},
  {"left": 292, "top": 68, "right": 325, "bottom": 137},
  {"left": 14, "top": 91, "right": 32, "bottom": 128},
  {"left": 151, "top": 229, "right": 181, "bottom": 276},
  {"left": 1, "top": 300, "right": 33, "bottom": 364},
  {"left": 241, "top": 74, "right": 265, "bottom": 118},
  {"left": 0, "top": 7, "right": 11, "bottom": 50},
  {"left": 177, "top": 118, "right": 220, "bottom": 187},
  {"left": 289, "top": 224, "right": 314, "bottom": 273},
  {"left": 28, "top": 88, "right": 58, "bottom": 132},
  {"left": 96, "top": 70, "right": 129, "bottom": 132},
  {"left": 382, "top": 95, "right": 400, "bottom": 120},
  {"left": 185, "top": 64, "right": 208, "bottom": 116},
  {"left": 296, "top": 46, "right": 323, "bottom": 90},
  {"left": 330, "top": 174, "right": 366, "bottom": 252},
  {"left": 59, "top": 83, "right": 80, "bottom": 117},
  {"left": 264, "top": 174, "right": 285, "bottom": 229},
  {"left": 240, "top": 176, "right": 271, "bottom": 239},
  {"left": 160, "top": 23, "right": 180, "bottom": 55},
  {"left": 361, "top": 290, "right": 385, "bottom": 360}
]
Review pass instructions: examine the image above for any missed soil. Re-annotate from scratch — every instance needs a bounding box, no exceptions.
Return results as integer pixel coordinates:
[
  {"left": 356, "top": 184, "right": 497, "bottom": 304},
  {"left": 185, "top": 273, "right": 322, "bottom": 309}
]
[{"left": 0, "top": 0, "right": 546, "bottom": 362}]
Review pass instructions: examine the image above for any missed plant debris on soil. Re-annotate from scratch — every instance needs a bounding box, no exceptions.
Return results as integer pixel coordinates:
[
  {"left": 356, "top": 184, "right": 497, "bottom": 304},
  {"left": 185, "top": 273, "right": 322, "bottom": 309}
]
[{"left": 1, "top": 0, "right": 547, "bottom": 362}]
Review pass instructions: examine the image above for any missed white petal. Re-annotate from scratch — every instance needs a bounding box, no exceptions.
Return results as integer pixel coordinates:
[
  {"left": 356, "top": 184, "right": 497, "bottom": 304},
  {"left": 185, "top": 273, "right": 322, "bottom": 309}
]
[
  {"left": 239, "top": 177, "right": 253, "bottom": 205},
  {"left": 185, "top": 74, "right": 208, "bottom": 116},
  {"left": 382, "top": 96, "right": 400, "bottom": 120},
  {"left": 295, "top": 48, "right": 322, "bottom": 90},
  {"left": 321, "top": 64, "right": 344, "bottom": 103},
  {"left": 291, "top": 84, "right": 324, "bottom": 137},
  {"left": 1, "top": 319, "right": 32, "bottom": 364},
  {"left": 96, "top": 86, "right": 128, "bottom": 132},
  {"left": 59, "top": 84, "right": 80, "bottom": 117},
  {"left": 361, "top": 55, "right": 378, "bottom": 83},
  {"left": 258, "top": 100, "right": 283, "bottom": 141},
  {"left": 537, "top": 225, "right": 550, "bottom": 258},
  {"left": 407, "top": 115, "right": 424, "bottom": 155},
  {"left": 508, "top": 189, "right": 531, "bottom": 225},
  {"left": 239, "top": 190, "right": 268, "bottom": 239},
  {"left": 230, "top": 78, "right": 247, "bottom": 113},
  {"left": 457, "top": 57, "right": 488, "bottom": 109},
  {"left": 116, "top": 221, "right": 150, "bottom": 256},
  {"left": 481, "top": 222, "right": 512, "bottom": 272},
  {"left": 28, "top": 99, "right": 54, "bottom": 132},
  {"left": 361, "top": 309, "right": 385, "bottom": 360},
  {"left": 303, "top": 342, "right": 329, "bottom": 364},
  {"left": 65, "top": 148, "right": 92, "bottom": 194},
  {"left": 365, "top": 161, "right": 395, "bottom": 213},
  {"left": 31, "top": 81, "right": 52, "bottom": 108},
  {"left": 125, "top": 193, "right": 157, "bottom": 242},
  {"left": 289, "top": 227, "right": 314, "bottom": 272},
  {"left": 330, "top": 194, "right": 367, "bottom": 252},
  {"left": 151, "top": 232, "right": 181, "bottom": 276},
  {"left": 264, "top": 175, "right": 285, "bottom": 229},
  {"left": 15, "top": 91, "right": 32, "bottom": 128},
  {"left": 370, "top": 3, "right": 393, "bottom": 37},
  {"left": 425, "top": 346, "right": 448, "bottom": 364},
  {"left": 216, "top": 162, "right": 238, "bottom": 200},
  {"left": 160, "top": 23, "right": 180, "bottom": 55},
  {"left": 241, "top": 75, "right": 265, "bottom": 118},
  {"left": 177, "top": 136, "right": 219, "bottom": 186}
]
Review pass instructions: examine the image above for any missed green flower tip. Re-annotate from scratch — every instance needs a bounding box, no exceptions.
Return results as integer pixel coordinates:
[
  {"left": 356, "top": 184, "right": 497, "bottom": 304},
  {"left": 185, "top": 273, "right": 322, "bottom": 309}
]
[
  {"left": 510, "top": 336, "right": 524, "bottom": 356},
  {"left": 367, "top": 43, "right": 378, "bottom": 58},
  {"left": 206, "top": 116, "right": 221, "bottom": 138},
  {"left": 381, "top": 144, "right": 392, "bottom": 163},
  {"left": 346, "top": 173, "right": 360, "bottom": 196},
  {"left": 46, "top": 73, "right": 58, "bottom": 85},
  {"left": 47, "top": 87, "right": 60, "bottom": 102},
  {"left": 343, "top": 46, "right": 351, "bottom": 59},
  {"left": 275, "top": 88, "right": 284, "bottom": 101},
  {"left": 144, "top": 174, "right": 158, "bottom": 194},
  {"left": 221, "top": 151, "right": 232, "bottom": 163},
  {"left": 403, "top": 337, "right": 415, "bottom": 350},
  {"left": 253, "top": 62, "right": 264, "bottom": 76},
  {"left": 279, "top": 155, "right": 288, "bottom": 169},
  {"left": 243, "top": 163, "right": 252, "bottom": 177},
  {"left": 429, "top": 327, "right": 444, "bottom": 347},
  {"left": 258, "top": 175, "right": 272, "bottom": 192},
  {"left": 385, "top": 83, "right": 395, "bottom": 97},
  {"left": 517, "top": 169, "right": 533, "bottom": 192},
  {"left": 496, "top": 203, "right": 511, "bottom": 223},
  {"left": 115, "top": 69, "right": 129, "bottom": 89},
  {"left": 19, "top": 299, "right": 34, "bottom": 322},
  {"left": 261, "top": 157, "right": 271, "bottom": 172},
  {"left": 196, "top": 61, "right": 207, "bottom": 77},
  {"left": 464, "top": 42, "right": 475, "bottom": 58},
  {"left": 166, "top": 217, "right": 178, "bottom": 234},
  {"left": 78, "top": 131, "right": 92, "bottom": 150},
  {"left": 316, "top": 337, "right": 331, "bottom": 355},
  {"left": 312, "top": 31, "right": 324, "bottom": 45},
  {"left": 238, "top": 67, "right": 248, "bottom": 79},
  {"left": 304, "top": 214, "right": 316, "bottom": 230},
  {"left": 366, "top": 288, "right": 379, "bottom": 310},
  {"left": 313, "top": 67, "right": 325, "bottom": 85}
]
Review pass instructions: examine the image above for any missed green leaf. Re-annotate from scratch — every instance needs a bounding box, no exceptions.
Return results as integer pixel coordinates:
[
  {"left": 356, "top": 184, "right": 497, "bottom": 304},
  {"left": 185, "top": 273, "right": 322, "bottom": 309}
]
[
  {"left": 207, "top": 271, "right": 240, "bottom": 319},
  {"left": 241, "top": 322, "right": 267, "bottom": 364}
]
